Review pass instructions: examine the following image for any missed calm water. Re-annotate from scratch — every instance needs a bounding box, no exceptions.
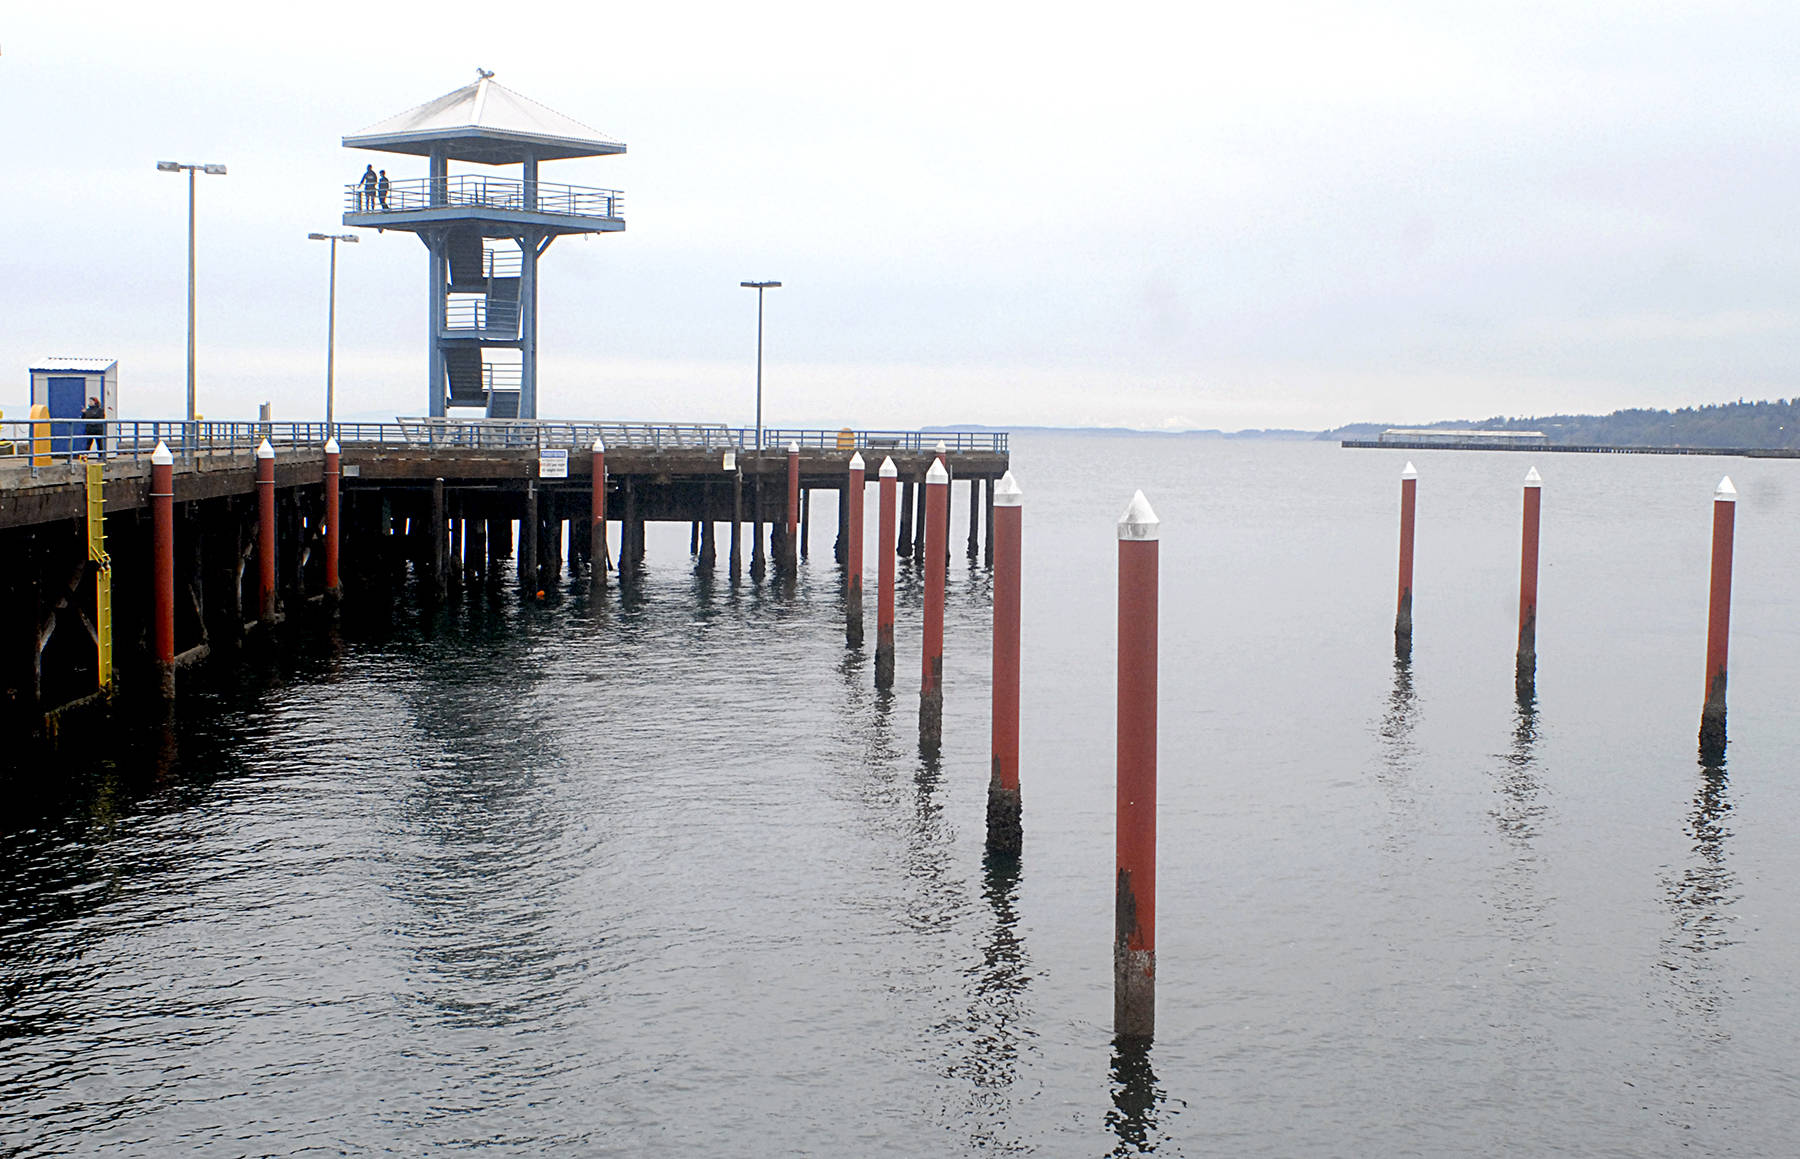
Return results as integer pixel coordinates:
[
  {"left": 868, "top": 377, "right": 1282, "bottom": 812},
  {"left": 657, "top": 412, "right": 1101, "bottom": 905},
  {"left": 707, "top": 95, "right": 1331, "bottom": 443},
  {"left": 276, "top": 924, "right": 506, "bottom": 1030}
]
[{"left": 4, "top": 434, "right": 1800, "bottom": 1156}]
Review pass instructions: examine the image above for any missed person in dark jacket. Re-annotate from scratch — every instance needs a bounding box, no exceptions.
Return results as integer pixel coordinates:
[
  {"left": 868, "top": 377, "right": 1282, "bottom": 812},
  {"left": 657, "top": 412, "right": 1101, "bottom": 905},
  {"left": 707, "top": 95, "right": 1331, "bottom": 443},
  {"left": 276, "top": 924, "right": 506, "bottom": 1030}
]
[
  {"left": 377, "top": 169, "right": 391, "bottom": 209},
  {"left": 360, "top": 165, "right": 378, "bottom": 211},
  {"left": 81, "top": 397, "right": 105, "bottom": 456}
]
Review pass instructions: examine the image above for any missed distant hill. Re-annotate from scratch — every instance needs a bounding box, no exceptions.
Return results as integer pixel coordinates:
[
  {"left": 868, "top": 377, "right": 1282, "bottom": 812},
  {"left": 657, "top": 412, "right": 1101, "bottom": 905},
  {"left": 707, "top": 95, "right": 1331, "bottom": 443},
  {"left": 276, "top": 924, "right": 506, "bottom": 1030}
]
[{"left": 1323, "top": 398, "right": 1800, "bottom": 450}]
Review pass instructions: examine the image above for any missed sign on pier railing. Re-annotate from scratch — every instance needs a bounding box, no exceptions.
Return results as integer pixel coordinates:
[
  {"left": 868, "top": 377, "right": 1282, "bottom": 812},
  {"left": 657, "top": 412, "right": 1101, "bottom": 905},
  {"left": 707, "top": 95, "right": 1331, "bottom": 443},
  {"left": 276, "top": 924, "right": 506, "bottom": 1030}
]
[{"left": 0, "top": 418, "right": 1008, "bottom": 471}]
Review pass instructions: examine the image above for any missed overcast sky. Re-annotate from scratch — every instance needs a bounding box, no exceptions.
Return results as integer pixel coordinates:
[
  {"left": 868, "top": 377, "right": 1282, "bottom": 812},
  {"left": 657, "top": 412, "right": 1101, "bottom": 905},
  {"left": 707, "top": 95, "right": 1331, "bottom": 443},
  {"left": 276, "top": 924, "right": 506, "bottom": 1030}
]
[{"left": 7, "top": 1, "right": 1798, "bottom": 430}]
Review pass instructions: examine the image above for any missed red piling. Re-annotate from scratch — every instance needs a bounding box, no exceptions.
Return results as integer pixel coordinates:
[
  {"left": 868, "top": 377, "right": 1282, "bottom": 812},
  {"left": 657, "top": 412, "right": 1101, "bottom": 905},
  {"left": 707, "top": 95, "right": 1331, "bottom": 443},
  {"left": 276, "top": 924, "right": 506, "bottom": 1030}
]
[
  {"left": 920, "top": 456, "right": 948, "bottom": 748},
  {"left": 987, "top": 470, "right": 1023, "bottom": 854},
  {"left": 324, "top": 437, "right": 341, "bottom": 600},
  {"left": 151, "top": 440, "right": 176, "bottom": 700},
  {"left": 784, "top": 441, "right": 801, "bottom": 575},
  {"left": 1699, "top": 476, "right": 1736, "bottom": 759},
  {"left": 1395, "top": 461, "right": 1417, "bottom": 658},
  {"left": 847, "top": 452, "right": 866, "bottom": 646},
  {"left": 257, "top": 438, "right": 276, "bottom": 623},
  {"left": 1115, "top": 489, "right": 1159, "bottom": 1039},
  {"left": 1516, "top": 466, "right": 1541, "bottom": 692},
  {"left": 876, "top": 456, "right": 898, "bottom": 688},
  {"left": 591, "top": 437, "right": 608, "bottom": 587}
]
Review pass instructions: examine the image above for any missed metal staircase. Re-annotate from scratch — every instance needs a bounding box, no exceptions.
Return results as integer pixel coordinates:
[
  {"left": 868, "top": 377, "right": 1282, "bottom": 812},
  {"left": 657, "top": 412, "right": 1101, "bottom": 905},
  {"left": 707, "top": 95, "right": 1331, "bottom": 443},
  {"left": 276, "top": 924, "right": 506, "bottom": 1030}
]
[{"left": 438, "top": 232, "right": 526, "bottom": 417}]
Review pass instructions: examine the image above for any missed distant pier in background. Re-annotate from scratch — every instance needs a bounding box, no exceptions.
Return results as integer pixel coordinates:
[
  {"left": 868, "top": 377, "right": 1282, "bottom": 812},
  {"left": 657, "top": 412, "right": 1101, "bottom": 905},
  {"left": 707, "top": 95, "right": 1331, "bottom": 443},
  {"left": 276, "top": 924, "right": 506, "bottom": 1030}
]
[{"left": 1345, "top": 430, "right": 1800, "bottom": 458}]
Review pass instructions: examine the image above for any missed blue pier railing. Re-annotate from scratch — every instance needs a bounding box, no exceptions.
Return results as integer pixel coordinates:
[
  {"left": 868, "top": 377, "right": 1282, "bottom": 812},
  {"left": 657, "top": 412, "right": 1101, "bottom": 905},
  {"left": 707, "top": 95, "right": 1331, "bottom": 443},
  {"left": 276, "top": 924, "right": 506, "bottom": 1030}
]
[{"left": 0, "top": 419, "right": 1008, "bottom": 473}]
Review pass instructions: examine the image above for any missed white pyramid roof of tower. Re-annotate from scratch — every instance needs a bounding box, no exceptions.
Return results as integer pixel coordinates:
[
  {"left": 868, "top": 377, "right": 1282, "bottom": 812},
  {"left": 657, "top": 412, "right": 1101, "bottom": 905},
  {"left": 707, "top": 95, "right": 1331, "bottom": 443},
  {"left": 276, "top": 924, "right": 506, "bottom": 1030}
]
[{"left": 344, "top": 75, "right": 625, "bottom": 163}]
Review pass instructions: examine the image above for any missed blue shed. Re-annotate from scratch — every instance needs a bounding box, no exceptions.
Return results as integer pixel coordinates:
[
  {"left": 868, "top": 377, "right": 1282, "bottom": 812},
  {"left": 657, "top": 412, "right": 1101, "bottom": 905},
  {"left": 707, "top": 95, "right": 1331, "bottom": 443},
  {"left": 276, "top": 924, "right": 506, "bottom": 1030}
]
[{"left": 29, "top": 357, "right": 117, "bottom": 456}]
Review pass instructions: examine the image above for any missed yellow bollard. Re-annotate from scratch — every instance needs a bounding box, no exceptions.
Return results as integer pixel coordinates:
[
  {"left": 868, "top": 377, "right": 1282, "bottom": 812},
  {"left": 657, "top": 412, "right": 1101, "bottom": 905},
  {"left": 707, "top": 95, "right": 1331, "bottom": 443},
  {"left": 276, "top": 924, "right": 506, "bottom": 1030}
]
[
  {"left": 836, "top": 427, "right": 855, "bottom": 451},
  {"left": 30, "top": 403, "right": 51, "bottom": 466}
]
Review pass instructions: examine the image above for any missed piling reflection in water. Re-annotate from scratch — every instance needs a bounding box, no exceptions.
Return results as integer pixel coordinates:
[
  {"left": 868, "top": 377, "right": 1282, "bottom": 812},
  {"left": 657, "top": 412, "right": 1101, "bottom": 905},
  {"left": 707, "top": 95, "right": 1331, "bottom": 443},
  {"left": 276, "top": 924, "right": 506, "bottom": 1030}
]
[
  {"left": 1107, "top": 1036, "right": 1173, "bottom": 1155},
  {"left": 1374, "top": 656, "right": 1421, "bottom": 845},
  {"left": 1659, "top": 758, "right": 1738, "bottom": 1028},
  {"left": 943, "top": 852, "right": 1034, "bottom": 1153}
]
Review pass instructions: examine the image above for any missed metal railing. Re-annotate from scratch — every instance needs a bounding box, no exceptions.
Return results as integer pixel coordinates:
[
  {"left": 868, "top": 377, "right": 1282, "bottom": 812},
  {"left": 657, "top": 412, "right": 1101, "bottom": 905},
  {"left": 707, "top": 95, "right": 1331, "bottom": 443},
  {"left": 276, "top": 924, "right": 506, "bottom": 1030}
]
[
  {"left": 345, "top": 175, "right": 624, "bottom": 221},
  {"left": 0, "top": 419, "right": 336, "bottom": 471},
  {"left": 442, "top": 298, "right": 521, "bottom": 334},
  {"left": 0, "top": 418, "right": 1008, "bottom": 473}
]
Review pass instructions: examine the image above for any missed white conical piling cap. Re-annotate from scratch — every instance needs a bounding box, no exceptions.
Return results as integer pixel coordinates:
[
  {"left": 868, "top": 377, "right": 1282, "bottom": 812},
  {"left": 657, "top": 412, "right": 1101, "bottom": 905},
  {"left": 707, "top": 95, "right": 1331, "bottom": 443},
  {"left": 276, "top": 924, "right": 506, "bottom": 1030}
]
[
  {"left": 151, "top": 440, "right": 173, "bottom": 466},
  {"left": 592, "top": 437, "right": 605, "bottom": 453},
  {"left": 994, "top": 470, "right": 1022, "bottom": 507},
  {"left": 848, "top": 451, "right": 865, "bottom": 471},
  {"left": 1118, "top": 490, "right": 1160, "bottom": 541},
  {"left": 257, "top": 438, "right": 274, "bottom": 459},
  {"left": 324, "top": 437, "right": 340, "bottom": 454},
  {"left": 1524, "top": 466, "right": 1541, "bottom": 487},
  {"left": 787, "top": 441, "right": 799, "bottom": 454},
  {"left": 926, "top": 458, "right": 948, "bottom": 485},
  {"left": 1402, "top": 461, "right": 1417, "bottom": 480},
  {"left": 1716, "top": 475, "right": 1737, "bottom": 501},
  {"left": 879, "top": 456, "right": 898, "bottom": 479},
  {"left": 935, "top": 439, "right": 948, "bottom": 455}
]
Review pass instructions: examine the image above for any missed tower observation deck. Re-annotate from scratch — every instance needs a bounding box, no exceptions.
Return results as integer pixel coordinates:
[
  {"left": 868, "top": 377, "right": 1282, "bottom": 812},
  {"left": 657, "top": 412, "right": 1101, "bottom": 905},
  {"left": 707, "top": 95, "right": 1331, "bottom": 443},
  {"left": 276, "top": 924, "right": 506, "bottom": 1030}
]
[{"left": 343, "top": 73, "right": 625, "bottom": 419}]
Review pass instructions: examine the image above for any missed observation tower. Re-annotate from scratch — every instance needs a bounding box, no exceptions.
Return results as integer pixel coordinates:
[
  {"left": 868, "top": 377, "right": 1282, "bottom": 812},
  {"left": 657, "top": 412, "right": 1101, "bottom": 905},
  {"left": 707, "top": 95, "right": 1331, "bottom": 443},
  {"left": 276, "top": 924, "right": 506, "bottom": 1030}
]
[{"left": 343, "top": 72, "right": 625, "bottom": 419}]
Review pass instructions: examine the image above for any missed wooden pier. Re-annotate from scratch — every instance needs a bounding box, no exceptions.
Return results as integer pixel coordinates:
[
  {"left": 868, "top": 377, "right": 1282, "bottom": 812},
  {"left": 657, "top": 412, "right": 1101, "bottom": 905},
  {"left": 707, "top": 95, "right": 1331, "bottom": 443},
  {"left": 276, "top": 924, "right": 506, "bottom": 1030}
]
[{"left": 0, "top": 419, "right": 1009, "bottom": 735}]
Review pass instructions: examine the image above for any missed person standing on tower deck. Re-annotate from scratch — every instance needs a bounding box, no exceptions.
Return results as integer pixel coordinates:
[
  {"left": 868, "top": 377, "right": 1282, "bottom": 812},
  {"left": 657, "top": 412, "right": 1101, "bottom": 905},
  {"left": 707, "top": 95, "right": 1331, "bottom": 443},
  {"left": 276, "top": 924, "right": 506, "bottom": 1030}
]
[
  {"left": 377, "top": 169, "right": 390, "bottom": 209},
  {"left": 360, "top": 164, "right": 378, "bottom": 211}
]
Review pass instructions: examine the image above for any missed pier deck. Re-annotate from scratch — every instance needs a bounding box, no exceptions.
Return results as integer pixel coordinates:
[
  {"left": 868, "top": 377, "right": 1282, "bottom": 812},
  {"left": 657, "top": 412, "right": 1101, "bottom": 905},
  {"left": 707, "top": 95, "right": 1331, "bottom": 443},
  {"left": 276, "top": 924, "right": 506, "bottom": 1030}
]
[{"left": 0, "top": 419, "right": 1010, "bottom": 733}]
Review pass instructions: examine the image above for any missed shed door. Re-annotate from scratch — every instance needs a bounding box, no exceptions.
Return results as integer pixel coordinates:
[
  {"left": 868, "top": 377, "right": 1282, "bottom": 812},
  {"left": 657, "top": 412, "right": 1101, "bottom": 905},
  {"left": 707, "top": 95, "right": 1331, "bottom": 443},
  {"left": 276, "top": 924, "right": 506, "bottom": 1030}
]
[{"left": 47, "top": 376, "right": 86, "bottom": 455}]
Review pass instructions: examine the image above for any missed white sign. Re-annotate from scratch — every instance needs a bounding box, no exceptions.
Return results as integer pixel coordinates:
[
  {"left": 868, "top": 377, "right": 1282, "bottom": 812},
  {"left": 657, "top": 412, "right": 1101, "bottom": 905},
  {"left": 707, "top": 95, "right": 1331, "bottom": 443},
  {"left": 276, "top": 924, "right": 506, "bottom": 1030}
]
[
  {"left": 341, "top": 464, "right": 360, "bottom": 478},
  {"left": 538, "top": 448, "right": 569, "bottom": 478},
  {"left": 722, "top": 451, "right": 736, "bottom": 471}
]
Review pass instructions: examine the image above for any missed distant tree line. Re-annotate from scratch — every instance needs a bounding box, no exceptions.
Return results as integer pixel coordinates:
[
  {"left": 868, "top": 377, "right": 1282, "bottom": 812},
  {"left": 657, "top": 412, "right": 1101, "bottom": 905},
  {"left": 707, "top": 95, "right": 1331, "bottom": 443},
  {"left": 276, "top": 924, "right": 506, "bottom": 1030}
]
[{"left": 1326, "top": 398, "right": 1800, "bottom": 450}]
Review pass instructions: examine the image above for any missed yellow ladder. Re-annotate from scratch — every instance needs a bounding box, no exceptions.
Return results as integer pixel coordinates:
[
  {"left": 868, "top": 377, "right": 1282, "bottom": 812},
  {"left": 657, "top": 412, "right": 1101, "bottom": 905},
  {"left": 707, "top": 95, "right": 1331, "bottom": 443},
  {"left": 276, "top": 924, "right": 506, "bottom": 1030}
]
[{"left": 86, "top": 462, "right": 113, "bottom": 693}]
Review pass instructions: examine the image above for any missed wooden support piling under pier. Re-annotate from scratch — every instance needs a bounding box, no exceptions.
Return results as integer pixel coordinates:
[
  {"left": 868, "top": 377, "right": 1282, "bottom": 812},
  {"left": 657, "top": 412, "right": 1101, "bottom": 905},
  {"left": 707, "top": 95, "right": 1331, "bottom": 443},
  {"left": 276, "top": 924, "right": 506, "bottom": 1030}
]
[
  {"left": 782, "top": 444, "right": 800, "bottom": 576},
  {"left": 521, "top": 483, "right": 539, "bottom": 592},
  {"left": 465, "top": 515, "right": 486, "bottom": 588},
  {"left": 984, "top": 477, "right": 995, "bottom": 568},
  {"left": 699, "top": 483, "right": 716, "bottom": 572},
  {"left": 968, "top": 476, "right": 980, "bottom": 557},
  {"left": 912, "top": 474, "right": 928, "bottom": 567},
  {"left": 730, "top": 472, "right": 743, "bottom": 581},
  {"left": 430, "top": 479, "right": 447, "bottom": 601},
  {"left": 897, "top": 480, "right": 915, "bottom": 556},
  {"left": 835, "top": 482, "right": 848, "bottom": 566},
  {"left": 800, "top": 488, "right": 811, "bottom": 562},
  {"left": 751, "top": 476, "right": 766, "bottom": 581}
]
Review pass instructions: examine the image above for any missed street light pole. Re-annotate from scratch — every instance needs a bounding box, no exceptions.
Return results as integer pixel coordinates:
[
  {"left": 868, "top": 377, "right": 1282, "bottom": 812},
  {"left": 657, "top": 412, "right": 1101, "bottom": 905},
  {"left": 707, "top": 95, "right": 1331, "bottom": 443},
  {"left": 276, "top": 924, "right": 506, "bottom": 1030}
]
[
  {"left": 158, "top": 161, "right": 228, "bottom": 422},
  {"left": 741, "top": 280, "right": 781, "bottom": 450},
  {"left": 308, "top": 233, "right": 360, "bottom": 434}
]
